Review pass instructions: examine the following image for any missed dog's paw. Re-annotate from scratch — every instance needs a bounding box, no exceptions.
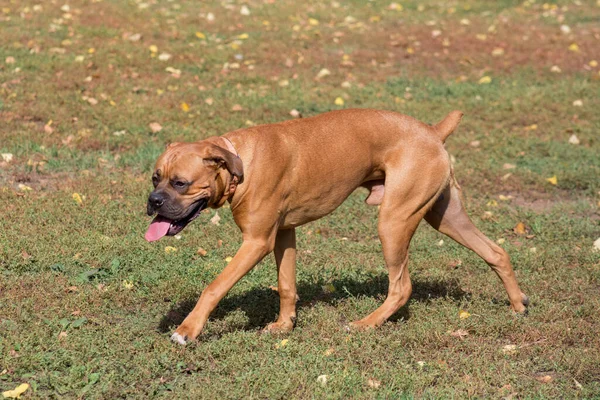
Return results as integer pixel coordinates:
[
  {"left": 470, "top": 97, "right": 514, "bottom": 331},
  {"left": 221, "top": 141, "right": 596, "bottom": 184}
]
[
  {"left": 170, "top": 332, "right": 188, "bottom": 346},
  {"left": 347, "top": 319, "right": 378, "bottom": 331},
  {"left": 263, "top": 320, "right": 294, "bottom": 334}
]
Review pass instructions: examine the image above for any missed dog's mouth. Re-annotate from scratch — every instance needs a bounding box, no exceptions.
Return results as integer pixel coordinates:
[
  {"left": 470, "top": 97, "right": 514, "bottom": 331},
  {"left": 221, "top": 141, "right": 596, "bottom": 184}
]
[{"left": 145, "top": 198, "right": 208, "bottom": 242}]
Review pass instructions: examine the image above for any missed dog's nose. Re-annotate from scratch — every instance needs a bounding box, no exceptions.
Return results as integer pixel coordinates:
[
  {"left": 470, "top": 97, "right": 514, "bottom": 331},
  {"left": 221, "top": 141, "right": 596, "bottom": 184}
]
[{"left": 148, "top": 192, "right": 165, "bottom": 210}]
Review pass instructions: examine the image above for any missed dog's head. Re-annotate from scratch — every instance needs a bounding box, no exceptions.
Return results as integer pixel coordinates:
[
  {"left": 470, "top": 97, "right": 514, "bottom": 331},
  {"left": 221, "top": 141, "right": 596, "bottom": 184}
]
[{"left": 145, "top": 140, "right": 243, "bottom": 241}]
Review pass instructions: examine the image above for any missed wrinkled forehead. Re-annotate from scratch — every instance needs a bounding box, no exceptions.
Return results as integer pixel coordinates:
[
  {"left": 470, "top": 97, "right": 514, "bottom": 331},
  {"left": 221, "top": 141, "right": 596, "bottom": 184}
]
[{"left": 154, "top": 143, "right": 209, "bottom": 178}]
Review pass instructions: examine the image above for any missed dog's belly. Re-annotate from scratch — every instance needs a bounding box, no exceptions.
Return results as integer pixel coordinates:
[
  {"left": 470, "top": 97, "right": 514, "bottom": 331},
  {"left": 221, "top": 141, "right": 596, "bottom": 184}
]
[{"left": 279, "top": 173, "right": 384, "bottom": 229}]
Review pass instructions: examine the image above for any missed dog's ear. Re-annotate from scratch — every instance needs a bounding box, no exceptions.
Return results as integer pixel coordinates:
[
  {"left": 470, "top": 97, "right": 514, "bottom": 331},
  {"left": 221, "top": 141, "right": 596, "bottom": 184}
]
[{"left": 204, "top": 145, "right": 244, "bottom": 181}]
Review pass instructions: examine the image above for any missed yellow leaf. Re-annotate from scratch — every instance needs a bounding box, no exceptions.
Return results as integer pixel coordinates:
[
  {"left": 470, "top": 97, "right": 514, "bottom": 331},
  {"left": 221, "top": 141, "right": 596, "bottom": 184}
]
[
  {"left": 237, "top": 33, "right": 249, "bottom": 40},
  {"left": 406, "top": 47, "right": 415, "bottom": 54},
  {"left": 524, "top": 124, "right": 537, "bottom": 131},
  {"left": 18, "top": 183, "right": 32, "bottom": 192},
  {"left": 478, "top": 76, "right": 492, "bottom": 84},
  {"left": 72, "top": 192, "right": 83, "bottom": 205},
  {"left": 334, "top": 97, "right": 345, "bottom": 106},
  {"left": 514, "top": 222, "right": 527, "bottom": 235},
  {"left": 181, "top": 102, "right": 190, "bottom": 112},
  {"left": 165, "top": 246, "right": 178, "bottom": 254},
  {"left": 275, "top": 339, "right": 289, "bottom": 349},
  {"left": 568, "top": 43, "right": 579, "bottom": 52},
  {"left": 486, "top": 199, "right": 498, "bottom": 207},
  {"left": 459, "top": 310, "right": 471, "bottom": 319},
  {"left": 322, "top": 283, "right": 336, "bottom": 293},
  {"left": 225, "top": 256, "right": 233, "bottom": 262},
  {"left": 308, "top": 18, "right": 319, "bottom": 26},
  {"left": 2, "top": 383, "right": 29, "bottom": 399},
  {"left": 149, "top": 45, "right": 158, "bottom": 53},
  {"left": 589, "top": 60, "right": 598, "bottom": 67},
  {"left": 123, "top": 280, "right": 134, "bottom": 289},
  {"left": 195, "top": 32, "right": 206, "bottom": 39},
  {"left": 546, "top": 175, "right": 557, "bottom": 185}
]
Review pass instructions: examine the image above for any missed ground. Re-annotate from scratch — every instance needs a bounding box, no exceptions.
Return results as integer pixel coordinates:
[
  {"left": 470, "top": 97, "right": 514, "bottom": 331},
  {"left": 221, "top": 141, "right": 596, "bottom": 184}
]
[{"left": 1, "top": 0, "right": 599, "bottom": 398}]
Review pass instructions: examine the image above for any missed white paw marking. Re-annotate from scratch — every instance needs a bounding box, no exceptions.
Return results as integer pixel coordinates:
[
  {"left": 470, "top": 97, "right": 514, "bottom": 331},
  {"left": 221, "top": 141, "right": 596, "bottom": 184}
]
[{"left": 171, "top": 332, "right": 187, "bottom": 345}]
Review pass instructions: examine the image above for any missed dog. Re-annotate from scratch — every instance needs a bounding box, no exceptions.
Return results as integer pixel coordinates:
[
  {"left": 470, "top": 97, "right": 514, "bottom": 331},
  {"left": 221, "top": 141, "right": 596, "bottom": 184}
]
[{"left": 145, "top": 109, "right": 529, "bottom": 345}]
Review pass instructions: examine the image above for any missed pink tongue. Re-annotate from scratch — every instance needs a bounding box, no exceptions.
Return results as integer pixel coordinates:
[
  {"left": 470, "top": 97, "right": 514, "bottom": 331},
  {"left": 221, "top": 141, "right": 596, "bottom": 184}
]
[{"left": 145, "top": 216, "right": 172, "bottom": 242}]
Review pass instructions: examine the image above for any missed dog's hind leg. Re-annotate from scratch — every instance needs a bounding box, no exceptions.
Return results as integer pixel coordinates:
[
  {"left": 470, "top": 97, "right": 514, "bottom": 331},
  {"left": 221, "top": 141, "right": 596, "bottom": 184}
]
[
  {"left": 424, "top": 180, "right": 529, "bottom": 313},
  {"left": 351, "top": 154, "right": 449, "bottom": 328}
]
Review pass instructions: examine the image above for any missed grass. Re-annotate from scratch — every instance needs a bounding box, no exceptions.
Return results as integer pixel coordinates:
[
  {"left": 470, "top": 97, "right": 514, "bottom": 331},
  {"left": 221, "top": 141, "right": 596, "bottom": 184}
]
[{"left": 1, "top": 0, "right": 600, "bottom": 398}]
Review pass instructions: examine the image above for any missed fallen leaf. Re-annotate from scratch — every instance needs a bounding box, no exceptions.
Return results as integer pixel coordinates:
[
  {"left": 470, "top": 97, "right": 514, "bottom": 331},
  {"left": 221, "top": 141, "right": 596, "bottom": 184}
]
[
  {"left": 589, "top": 60, "right": 598, "bottom": 67},
  {"left": 158, "top": 52, "right": 172, "bottom": 61},
  {"left": 149, "top": 45, "right": 158, "bottom": 53},
  {"left": 1, "top": 153, "right": 13, "bottom": 163},
  {"left": 324, "top": 348, "right": 335, "bottom": 356},
  {"left": 550, "top": 65, "right": 562, "bottom": 73},
  {"left": 568, "top": 43, "right": 579, "bottom": 52},
  {"left": 568, "top": 134, "right": 580, "bottom": 145},
  {"left": 2, "top": 384, "right": 29, "bottom": 399},
  {"left": 205, "top": 98, "right": 214, "bottom": 106},
  {"left": 459, "top": 310, "right": 471, "bottom": 319},
  {"left": 503, "top": 163, "right": 516, "bottom": 170},
  {"left": 195, "top": 32, "right": 206, "bottom": 39},
  {"left": 237, "top": 33, "right": 249, "bottom": 40},
  {"left": 592, "top": 238, "right": 600, "bottom": 252},
  {"left": 502, "top": 344, "right": 518, "bottom": 355},
  {"left": 491, "top": 47, "right": 504, "bottom": 56},
  {"left": 240, "top": 5, "right": 250, "bottom": 15},
  {"left": 469, "top": 140, "right": 480, "bottom": 148},
  {"left": 18, "top": 184, "right": 32, "bottom": 192},
  {"left": 72, "top": 192, "right": 83, "bottom": 205},
  {"left": 290, "top": 109, "right": 301, "bottom": 118},
  {"left": 317, "top": 374, "right": 328, "bottom": 386},
  {"left": 514, "top": 222, "right": 527, "bottom": 235},
  {"left": 225, "top": 256, "right": 233, "bottom": 262},
  {"left": 231, "top": 104, "right": 243, "bottom": 111},
  {"left": 536, "top": 374, "right": 553, "bottom": 383},
  {"left": 5, "top": 56, "right": 15, "bottom": 64},
  {"left": 164, "top": 246, "right": 177, "bottom": 254},
  {"left": 217, "top": 239, "right": 223, "bottom": 248},
  {"left": 322, "top": 283, "right": 336, "bottom": 293},
  {"left": 450, "top": 329, "right": 469, "bottom": 338},
  {"left": 572, "top": 99, "right": 583, "bottom": 107},
  {"left": 58, "top": 331, "right": 68, "bottom": 340},
  {"left": 546, "top": 175, "right": 558, "bottom": 185},
  {"left": 367, "top": 378, "right": 381, "bottom": 388},
  {"left": 210, "top": 212, "right": 221, "bottom": 225},
  {"left": 180, "top": 102, "right": 190, "bottom": 112},
  {"left": 316, "top": 68, "right": 331, "bottom": 79},
  {"left": 122, "top": 280, "right": 134, "bottom": 289},
  {"left": 497, "top": 238, "right": 506, "bottom": 244},
  {"left": 149, "top": 122, "right": 162, "bottom": 133},
  {"left": 275, "top": 339, "right": 289, "bottom": 349},
  {"left": 197, "top": 247, "right": 208, "bottom": 257},
  {"left": 334, "top": 97, "right": 345, "bottom": 106},
  {"left": 478, "top": 76, "right": 492, "bottom": 84}
]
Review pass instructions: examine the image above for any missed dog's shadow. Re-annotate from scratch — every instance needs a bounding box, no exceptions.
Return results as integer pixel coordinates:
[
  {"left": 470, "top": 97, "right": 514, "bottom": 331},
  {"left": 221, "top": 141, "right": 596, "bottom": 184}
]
[{"left": 157, "top": 275, "right": 469, "bottom": 335}]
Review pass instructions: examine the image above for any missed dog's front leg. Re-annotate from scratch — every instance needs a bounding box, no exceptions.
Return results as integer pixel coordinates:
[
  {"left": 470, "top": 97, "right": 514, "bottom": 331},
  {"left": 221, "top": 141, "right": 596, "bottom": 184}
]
[
  {"left": 264, "top": 228, "right": 297, "bottom": 333},
  {"left": 171, "top": 239, "right": 273, "bottom": 345}
]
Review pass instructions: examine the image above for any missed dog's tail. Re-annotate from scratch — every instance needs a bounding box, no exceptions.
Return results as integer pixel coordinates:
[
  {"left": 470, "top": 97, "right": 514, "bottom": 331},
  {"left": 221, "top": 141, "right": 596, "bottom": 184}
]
[{"left": 434, "top": 110, "right": 463, "bottom": 143}]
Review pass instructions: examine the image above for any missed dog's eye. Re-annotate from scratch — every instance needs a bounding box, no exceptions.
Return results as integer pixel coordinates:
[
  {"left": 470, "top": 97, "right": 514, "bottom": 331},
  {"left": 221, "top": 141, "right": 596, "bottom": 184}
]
[
  {"left": 173, "top": 181, "right": 187, "bottom": 189},
  {"left": 152, "top": 176, "right": 159, "bottom": 187}
]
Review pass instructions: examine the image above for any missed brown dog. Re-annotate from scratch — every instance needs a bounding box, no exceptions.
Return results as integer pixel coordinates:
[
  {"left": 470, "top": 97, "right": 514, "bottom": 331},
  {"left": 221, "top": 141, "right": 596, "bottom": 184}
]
[{"left": 145, "top": 109, "right": 529, "bottom": 345}]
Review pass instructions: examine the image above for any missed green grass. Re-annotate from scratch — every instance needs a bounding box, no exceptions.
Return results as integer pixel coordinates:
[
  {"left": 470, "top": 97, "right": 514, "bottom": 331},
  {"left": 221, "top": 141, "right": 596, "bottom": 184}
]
[{"left": 1, "top": 0, "right": 600, "bottom": 398}]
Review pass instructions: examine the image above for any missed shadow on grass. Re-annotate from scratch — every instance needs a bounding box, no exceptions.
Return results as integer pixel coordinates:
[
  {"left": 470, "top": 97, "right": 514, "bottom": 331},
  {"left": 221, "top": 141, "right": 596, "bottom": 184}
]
[{"left": 157, "top": 275, "right": 469, "bottom": 335}]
